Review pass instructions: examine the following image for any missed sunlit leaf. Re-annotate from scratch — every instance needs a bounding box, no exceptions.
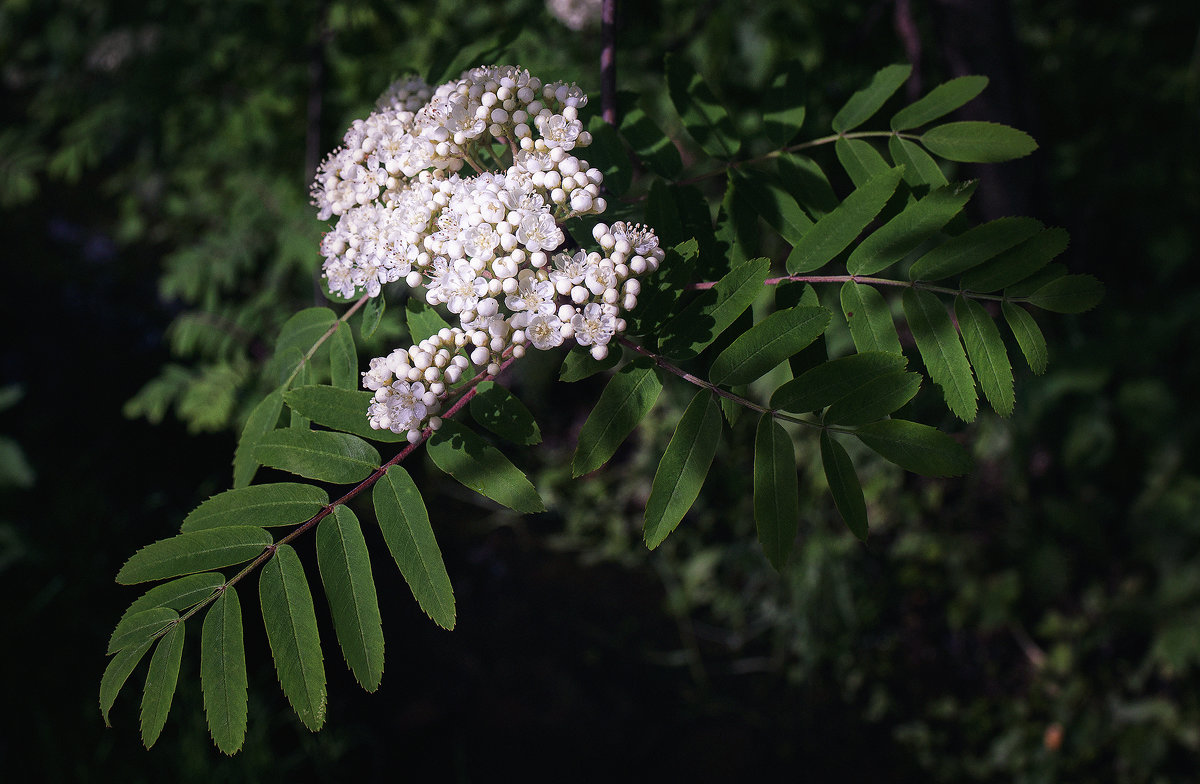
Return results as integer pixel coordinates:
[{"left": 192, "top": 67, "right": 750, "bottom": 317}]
[
  {"left": 921, "top": 121, "right": 1037, "bottom": 163},
  {"left": 820, "top": 432, "right": 868, "bottom": 540},
  {"left": 840, "top": 280, "right": 902, "bottom": 355},
  {"left": 644, "top": 391, "right": 722, "bottom": 549},
  {"left": 1002, "top": 302, "right": 1049, "bottom": 374},
  {"left": 140, "top": 620, "right": 184, "bottom": 748},
  {"left": 832, "top": 64, "right": 912, "bottom": 133},
  {"left": 317, "top": 506, "right": 384, "bottom": 690},
  {"left": 903, "top": 289, "right": 977, "bottom": 422},
  {"left": 753, "top": 416, "right": 798, "bottom": 569},
  {"left": 269, "top": 307, "right": 336, "bottom": 382},
  {"left": 847, "top": 181, "right": 977, "bottom": 276},
  {"left": 427, "top": 420, "right": 545, "bottom": 513},
  {"left": 284, "top": 384, "right": 406, "bottom": 443},
  {"left": 955, "top": 296, "right": 1014, "bottom": 416},
  {"left": 710, "top": 306, "right": 830, "bottom": 386},
  {"left": 836, "top": 137, "right": 891, "bottom": 187},
  {"left": 572, "top": 360, "right": 662, "bottom": 476},
  {"left": 254, "top": 429, "right": 381, "bottom": 484},
  {"left": 786, "top": 167, "right": 904, "bottom": 274},
  {"left": 182, "top": 482, "right": 329, "bottom": 532},
  {"left": 116, "top": 527, "right": 273, "bottom": 585},
  {"left": 469, "top": 381, "right": 541, "bottom": 446},
  {"left": 260, "top": 544, "right": 326, "bottom": 731},
  {"left": 405, "top": 296, "right": 450, "bottom": 342},
  {"left": 888, "top": 135, "right": 948, "bottom": 188},
  {"left": 373, "top": 466, "right": 456, "bottom": 629},
  {"left": 201, "top": 587, "right": 247, "bottom": 755},
  {"left": 854, "top": 419, "right": 972, "bottom": 476},
  {"left": 890, "top": 75, "right": 989, "bottom": 130}
]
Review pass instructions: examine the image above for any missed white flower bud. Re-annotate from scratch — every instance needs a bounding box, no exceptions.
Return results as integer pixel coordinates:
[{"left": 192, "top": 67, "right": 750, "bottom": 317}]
[
  {"left": 571, "top": 285, "right": 589, "bottom": 304},
  {"left": 470, "top": 346, "right": 490, "bottom": 365},
  {"left": 590, "top": 344, "right": 608, "bottom": 361}
]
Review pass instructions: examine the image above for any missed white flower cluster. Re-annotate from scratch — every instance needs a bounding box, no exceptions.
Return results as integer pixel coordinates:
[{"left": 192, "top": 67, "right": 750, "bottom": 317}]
[{"left": 310, "top": 66, "right": 666, "bottom": 440}]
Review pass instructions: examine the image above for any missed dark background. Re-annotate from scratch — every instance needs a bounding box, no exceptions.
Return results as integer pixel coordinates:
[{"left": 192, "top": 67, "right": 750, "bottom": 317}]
[{"left": 3, "top": 0, "right": 1199, "bottom": 780}]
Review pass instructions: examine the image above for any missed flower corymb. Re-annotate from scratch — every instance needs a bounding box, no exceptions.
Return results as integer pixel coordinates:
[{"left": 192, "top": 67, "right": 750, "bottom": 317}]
[{"left": 310, "top": 65, "right": 665, "bottom": 439}]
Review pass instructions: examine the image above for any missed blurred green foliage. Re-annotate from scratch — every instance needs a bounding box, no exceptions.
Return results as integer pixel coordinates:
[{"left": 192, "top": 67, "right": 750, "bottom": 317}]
[{"left": 4, "top": 0, "right": 1200, "bottom": 779}]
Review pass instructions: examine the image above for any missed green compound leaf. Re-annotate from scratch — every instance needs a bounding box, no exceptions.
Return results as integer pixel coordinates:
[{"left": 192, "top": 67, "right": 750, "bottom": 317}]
[
  {"left": 779, "top": 153, "right": 840, "bottom": 217},
  {"left": 731, "top": 169, "right": 813, "bottom": 244},
  {"left": 201, "top": 587, "right": 248, "bottom": 756},
  {"left": 960, "top": 227, "right": 1069, "bottom": 293},
  {"left": 847, "top": 180, "right": 977, "bottom": 276},
  {"left": 572, "top": 359, "right": 663, "bottom": 477},
  {"left": 618, "top": 95, "right": 683, "bottom": 178},
  {"left": 405, "top": 296, "right": 450, "bottom": 342},
  {"left": 100, "top": 635, "right": 155, "bottom": 726},
  {"left": 909, "top": 216, "right": 1043, "bottom": 282},
  {"left": 626, "top": 237, "right": 697, "bottom": 336},
  {"left": 836, "top": 137, "right": 891, "bottom": 187},
  {"left": 666, "top": 53, "right": 741, "bottom": 159},
  {"left": 771, "top": 351, "right": 908, "bottom": 413},
  {"left": 903, "top": 288, "right": 978, "bottom": 422},
  {"left": 260, "top": 543, "right": 326, "bottom": 731},
  {"left": 753, "top": 415, "right": 799, "bottom": 570},
  {"left": 921, "top": 121, "right": 1038, "bottom": 163},
  {"left": 955, "top": 296, "right": 1015, "bottom": 416},
  {"left": 254, "top": 429, "right": 380, "bottom": 484},
  {"left": 840, "top": 280, "right": 903, "bottom": 355},
  {"left": 710, "top": 306, "right": 831, "bottom": 386},
  {"left": 1004, "top": 262, "right": 1066, "bottom": 299},
  {"left": 140, "top": 620, "right": 184, "bottom": 748},
  {"left": 824, "top": 370, "right": 923, "bottom": 426},
  {"left": 182, "top": 482, "right": 329, "bottom": 532},
  {"left": 269, "top": 307, "right": 337, "bottom": 381},
  {"left": 469, "top": 381, "right": 541, "bottom": 446},
  {"left": 1002, "top": 301, "right": 1049, "bottom": 375},
  {"left": 284, "top": 384, "right": 407, "bottom": 443},
  {"left": 233, "top": 386, "right": 284, "bottom": 489},
  {"left": 888, "top": 135, "right": 949, "bottom": 188},
  {"left": 330, "top": 322, "right": 358, "bottom": 391},
  {"left": 854, "top": 419, "right": 973, "bottom": 477},
  {"left": 116, "top": 527, "right": 273, "bottom": 585},
  {"left": 316, "top": 506, "right": 384, "bottom": 690},
  {"left": 360, "top": 295, "right": 384, "bottom": 339},
  {"left": 373, "top": 466, "right": 456, "bottom": 630},
  {"left": 559, "top": 343, "right": 621, "bottom": 382},
  {"left": 786, "top": 166, "right": 904, "bottom": 274},
  {"left": 115, "top": 573, "right": 226, "bottom": 633},
  {"left": 890, "top": 75, "right": 989, "bottom": 131},
  {"left": 427, "top": 420, "right": 545, "bottom": 514},
  {"left": 832, "top": 63, "right": 912, "bottom": 133},
  {"left": 820, "top": 431, "right": 868, "bottom": 540},
  {"left": 644, "top": 391, "right": 722, "bottom": 549},
  {"left": 659, "top": 256, "right": 770, "bottom": 360},
  {"left": 1026, "top": 274, "right": 1105, "bottom": 314},
  {"left": 763, "top": 62, "right": 807, "bottom": 146},
  {"left": 108, "top": 607, "right": 178, "bottom": 656}
]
